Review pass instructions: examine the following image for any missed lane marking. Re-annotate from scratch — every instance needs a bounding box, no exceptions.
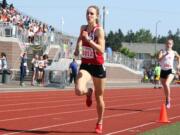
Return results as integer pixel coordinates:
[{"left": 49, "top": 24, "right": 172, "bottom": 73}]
[
  {"left": 0, "top": 99, "right": 162, "bottom": 122},
  {"left": 4, "top": 104, "right": 180, "bottom": 135},
  {"left": 105, "top": 115, "right": 180, "bottom": 135},
  {"left": 0, "top": 95, "right": 163, "bottom": 113},
  {"left": 0, "top": 93, "right": 161, "bottom": 107}
]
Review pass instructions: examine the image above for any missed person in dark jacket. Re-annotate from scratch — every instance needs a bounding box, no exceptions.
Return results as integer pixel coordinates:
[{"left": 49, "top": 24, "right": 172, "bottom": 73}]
[
  {"left": 20, "top": 51, "right": 28, "bottom": 86},
  {"left": 69, "top": 58, "right": 78, "bottom": 84}
]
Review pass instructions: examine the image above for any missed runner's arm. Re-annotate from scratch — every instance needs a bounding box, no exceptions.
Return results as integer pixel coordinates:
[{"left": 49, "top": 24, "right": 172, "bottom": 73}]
[
  {"left": 157, "top": 50, "right": 168, "bottom": 62},
  {"left": 87, "top": 27, "right": 105, "bottom": 54},
  {"left": 175, "top": 51, "right": 180, "bottom": 69},
  {"left": 74, "top": 25, "right": 85, "bottom": 56}
]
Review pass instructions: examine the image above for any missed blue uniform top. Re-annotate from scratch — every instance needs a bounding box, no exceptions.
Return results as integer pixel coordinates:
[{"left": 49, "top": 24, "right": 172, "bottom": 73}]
[{"left": 69, "top": 61, "right": 78, "bottom": 74}]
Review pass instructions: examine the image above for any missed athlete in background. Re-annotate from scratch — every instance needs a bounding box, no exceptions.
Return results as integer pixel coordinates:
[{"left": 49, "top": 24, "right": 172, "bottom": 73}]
[{"left": 158, "top": 38, "right": 180, "bottom": 108}]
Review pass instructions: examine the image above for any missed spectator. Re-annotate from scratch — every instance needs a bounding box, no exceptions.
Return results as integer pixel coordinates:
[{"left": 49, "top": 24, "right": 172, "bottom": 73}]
[
  {"left": 37, "top": 55, "right": 44, "bottom": 86},
  {"left": 147, "top": 67, "right": 154, "bottom": 83},
  {"left": 28, "top": 27, "right": 34, "bottom": 44},
  {"left": 0, "top": 9, "right": 9, "bottom": 22},
  {"left": 69, "top": 58, "right": 78, "bottom": 84},
  {"left": 154, "top": 63, "right": 161, "bottom": 89},
  {"left": 0, "top": 52, "right": 8, "bottom": 83},
  {"left": 23, "top": 16, "right": 30, "bottom": 29},
  {"left": 31, "top": 54, "right": 39, "bottom": 86},
  {"left": 2, "top": 0, "right": 7, "bottom": 9},
  {"left": 42, "top": 54, "right": 49, "bottom": 85},
  {"left": 43, "top": 54, "right": 49, "bottom": 68},
  {"left": 147, "top": 69, "right": 151, "bottom": 82},
  {"left": 0, "top": 55, "right": 2, "bottom": 71},
  {"left": 19, "top": 51, "right": 28, "bottom": 86},
  {"left": 0, "top": 54, "right": 3, "bottom": 81},
  {"left": 1, "top": 52, "right": 8, "bottom": 70},
  {"left": 9, "top": 4, "right": 16, "bottom": 15},
  {"left": 142, "top": 68, "right": 149, "bottom": 83}
]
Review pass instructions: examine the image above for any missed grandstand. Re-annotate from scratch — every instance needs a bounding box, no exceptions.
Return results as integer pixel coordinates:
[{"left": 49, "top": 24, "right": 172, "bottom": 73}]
[
  {"left": 0, "top": 1, "right": 144, "bottom": 88},
  {"left": 0, "top": 1, "right": 74, "bottom": 82}
]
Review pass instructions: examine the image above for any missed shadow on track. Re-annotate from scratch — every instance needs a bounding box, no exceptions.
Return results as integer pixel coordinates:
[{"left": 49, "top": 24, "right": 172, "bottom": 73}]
[{"left": 0, "top": 128, "right": 95, "bottom": 134}]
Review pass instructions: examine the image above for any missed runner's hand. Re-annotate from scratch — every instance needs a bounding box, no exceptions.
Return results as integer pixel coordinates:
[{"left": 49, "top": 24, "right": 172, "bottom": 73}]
[
  {"left": 74, "top": 49, "right": 79, "bottom": 56},
  {"left": 82, "top": 31, "right": 89, "bottom": 41},
  {"left": 177, "top": 64, "right": 180, "bottom": 70}
]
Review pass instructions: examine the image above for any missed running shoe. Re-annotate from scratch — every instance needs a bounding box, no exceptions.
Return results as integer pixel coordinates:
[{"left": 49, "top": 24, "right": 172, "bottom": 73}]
[
  {"left": 95, "top": 124, "right": 102, "bottom": 134},
  {"left": 20, "top": 82, "right": 25, "bottom": 87},
  {"left": 166, "top": 99, "right": 171, "bottom": 109},
  {"left": 86, "top": 88, "right": 93, "bottom": 107},
  {"left": 31, "top": 82, "right": 35, "bottom": 86}
]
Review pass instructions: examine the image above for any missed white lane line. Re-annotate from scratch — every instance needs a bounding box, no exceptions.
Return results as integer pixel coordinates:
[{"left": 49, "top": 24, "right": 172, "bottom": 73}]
[
  {"left": 0, "top": 99, "right": 162, "bottom": 122},
  {"left": 0, "top": 93, "right": 161, "bottom": 107},
  {"left": 0, "top": 99, "right": 83, "bottom": 107},
  {"left": 105, "top": 114, "right": 180, "bottom": 135},
  {"left": 0, "top": 88, "right": 67, "bottom": 92},
  {"left": 0, "top": 95, "right": 162, "bottom": 113},
  {"left": 0, "top": 103, "right": 83, "bottom": 113},
  {"left": 106, "top": 122, "right": 155, "bottom": 135},
  {"left": 0, "top": 96, "right": 76, "bottom": 102},
  {"left": 0, "top": 93, "right": 73, "bottom": 100},
  {"left": 0, "top": 88, "right": 161, "bottom": 101},
  {"left": 4, "top": 104, "right": 180, "bottom": 135},
  {"left": 0, "top": 103, "right": 171, "bottom": 135}
]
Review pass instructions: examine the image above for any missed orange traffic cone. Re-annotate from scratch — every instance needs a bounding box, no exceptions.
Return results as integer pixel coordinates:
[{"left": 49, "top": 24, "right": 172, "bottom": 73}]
[{"left": 158, "top": 104, "right": 170, "bottom": 123}]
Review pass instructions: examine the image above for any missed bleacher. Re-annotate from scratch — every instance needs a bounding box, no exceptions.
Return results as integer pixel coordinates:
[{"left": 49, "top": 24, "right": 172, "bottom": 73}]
[{"left": 0, "top": 1, "right": 74, "bottom": 82}]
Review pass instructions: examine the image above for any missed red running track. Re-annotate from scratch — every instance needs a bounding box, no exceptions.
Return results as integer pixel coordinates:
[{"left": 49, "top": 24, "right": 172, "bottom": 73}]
[{"left": 0, "top": 87, "right": 180, "bottom": 135}]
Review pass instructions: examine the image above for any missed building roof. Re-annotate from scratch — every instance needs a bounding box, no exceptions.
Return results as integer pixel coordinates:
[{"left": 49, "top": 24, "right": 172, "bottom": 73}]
[{"left": 122, "top": 42, "right": 165, "bottom": 55}]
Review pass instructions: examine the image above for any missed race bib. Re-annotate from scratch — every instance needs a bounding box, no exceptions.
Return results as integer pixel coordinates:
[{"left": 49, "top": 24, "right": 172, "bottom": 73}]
[
  {"left": 82, "top": 46, "right": 94, "bottom": 59},
  {"left": 163, "top": 56, "right": 172, "bottom": 68},
  {"left": 163, "top": 61, "right": 171, "bottom": 68}
]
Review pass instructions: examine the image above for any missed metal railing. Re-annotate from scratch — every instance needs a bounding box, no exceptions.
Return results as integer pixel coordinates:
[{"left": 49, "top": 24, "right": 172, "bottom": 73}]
[
  {"left": 0, "top": 22, "right": 74, "bottom": 49},
  {"left": 105, "top": 51, "right": 144, "bottom": 71},
  {"left": 49, "top": 44, "right": 145, "bottom": 71}
]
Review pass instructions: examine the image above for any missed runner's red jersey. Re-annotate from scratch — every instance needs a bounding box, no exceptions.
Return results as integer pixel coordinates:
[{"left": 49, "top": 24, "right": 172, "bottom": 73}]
[{"left": 81, "top": 25, "right": 104, "bottom": 65}]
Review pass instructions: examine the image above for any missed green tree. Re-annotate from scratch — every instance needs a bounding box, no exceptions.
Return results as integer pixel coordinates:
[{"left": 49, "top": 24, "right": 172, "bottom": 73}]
[
  {"left": 157, "top": 29, "right": 180, "bottom": 53},
  {"left": 168, "top": 30, "right": 173, "bottom": 37},
  {"left": 120, "top": 47, "right": 135, "bottom": 58},
  {"left": 173, "top": 29, "right": 180, "bottom": 53},
  {"left": 124, "top": 30, "right": 135, "bottom": 43},
  {"left": 105, "top": 29, "right": 123, "bottom": 51},
  {"left": 134, "top": 29, "right": 153, "bottom": 43},
  {"left": 157, "top": 36, "right": 166, "bottom": 43},
  {"left": 128, "top": 52, "right": 136, "bottom": 58},
  {"left": 120, "top": 47, "right": 129, "bottom": 55},
  {"left": 105, "top": 28, "right": 180, "bottom": 53}
]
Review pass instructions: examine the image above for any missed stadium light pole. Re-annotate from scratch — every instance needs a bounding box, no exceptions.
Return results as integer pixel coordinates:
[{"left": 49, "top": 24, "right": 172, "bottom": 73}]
[
  {"left": 102, "top": 6, "right": 106, "bottom": 31},
  {"left": 102, "top": 6, "right": 108, "bottom": 35},
  {"left": 61, "top": 16, "right": 64, "bottom": 34},
  {"left": 155, "top": 20, "right": 161, "bottom": 63}
]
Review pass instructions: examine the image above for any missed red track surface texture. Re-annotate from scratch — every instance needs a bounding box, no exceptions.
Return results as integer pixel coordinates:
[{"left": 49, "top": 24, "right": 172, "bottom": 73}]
[{"left": 0, "top": 87, "right": 180, "bottom": 135}]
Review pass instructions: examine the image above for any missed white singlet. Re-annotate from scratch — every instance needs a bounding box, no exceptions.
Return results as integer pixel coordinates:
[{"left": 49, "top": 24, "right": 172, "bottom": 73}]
[{"left": 159, "top": 50, "right": 175, "bottom": 70}]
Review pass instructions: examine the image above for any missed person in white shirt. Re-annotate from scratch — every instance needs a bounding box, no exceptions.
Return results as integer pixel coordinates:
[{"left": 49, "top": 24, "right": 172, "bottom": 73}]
[
  {"left": 158, "top": 38, "right": 180, "bottom": 109},
  {"left": 1, "top": 52, "right": 8, "bottom": 70},
  {"left": 0, "top": 55, "right": 2, "bottom": 71}
]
